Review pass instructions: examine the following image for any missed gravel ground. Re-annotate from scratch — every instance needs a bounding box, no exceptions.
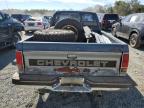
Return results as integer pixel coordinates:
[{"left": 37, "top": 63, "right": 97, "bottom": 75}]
[{"left": 0, "top": 34, "right": 144, "bottom": 108}]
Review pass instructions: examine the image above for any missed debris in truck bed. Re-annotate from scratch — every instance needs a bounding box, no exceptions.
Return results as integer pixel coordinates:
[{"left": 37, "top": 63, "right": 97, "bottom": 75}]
[{"left": 93, "top": 32, "right": 112, "bottom": 44}]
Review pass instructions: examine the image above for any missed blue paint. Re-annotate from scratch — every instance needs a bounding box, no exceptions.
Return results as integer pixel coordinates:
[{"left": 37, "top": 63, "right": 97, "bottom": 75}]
[{"left": 17, "top": 41, "right": 128, "bottom": 53}]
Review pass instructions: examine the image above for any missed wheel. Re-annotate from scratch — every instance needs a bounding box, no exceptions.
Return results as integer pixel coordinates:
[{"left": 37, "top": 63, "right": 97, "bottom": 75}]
[
  {"left": 129, "top": 33, "right": 141, "bottom": 48},
  {"left": 12, "top": 32, "right": 22, "bottom": 48},
  {"left": 54, "top": 18, "right": 86, "bottom": 42},
  {"left": 34, "top": 29, "right": 76, "bottom": 42},
  {"left": 111, "top": 27, "right": 117, "bottom": 37}
]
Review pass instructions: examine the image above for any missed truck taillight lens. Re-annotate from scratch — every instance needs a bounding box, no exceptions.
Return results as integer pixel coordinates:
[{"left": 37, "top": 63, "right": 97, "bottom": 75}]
[
  {"left": 16, "top": 51, "right": 24, "bottom": 71},
  {"left": 121, "top": 53, "right": 129, "bottom": 72},
  {"left": 102, "top": 20, "right": 106, "bottom": 24}
]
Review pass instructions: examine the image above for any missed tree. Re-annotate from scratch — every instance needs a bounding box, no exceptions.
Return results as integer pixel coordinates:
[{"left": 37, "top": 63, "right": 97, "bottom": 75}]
[
  {"left": 105, "top": 0, "right": 144, "bottom": 15},
  {"left": 83, "top": 5, "right": 106, "bottom": 13},
  {"left": 129, "top": 0, "right": 141, "bottom": 13},
  {"left": 139, "top": 5, "right": 144, "bottom": 12},
  {"left": 105, "top": 5, "right": 113, "bottom": 13},
  {"left": 113, "top": 1, "right": 131, "bottom": 15},
  {"left": 83, "top": 0, "right": 144, "bottom": 15}
]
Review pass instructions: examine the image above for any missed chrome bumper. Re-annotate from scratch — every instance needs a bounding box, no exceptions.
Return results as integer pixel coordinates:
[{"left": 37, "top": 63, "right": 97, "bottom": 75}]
[{"left": 12, "top": 73, "right": 136, "bottom": 93}]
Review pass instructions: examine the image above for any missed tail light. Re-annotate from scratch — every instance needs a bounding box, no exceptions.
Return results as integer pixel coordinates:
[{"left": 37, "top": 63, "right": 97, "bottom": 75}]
[
  {"left": 37, "top": 22, "right": 42, "bottom": 25},
  {"left": 102, "top": 20, "right": 106, "bottom": 24},
  {"left": 120, "top": 53, "right": 129, "bottom": 72},
  {"left": 102, "top": 20, "right": 111, "bottom": 23},
  {"left": 102, "top": 20, "right": 109, "bottom": 27},
  {"left": 16, "top": 51, "right": 24, "bottom": 71}
]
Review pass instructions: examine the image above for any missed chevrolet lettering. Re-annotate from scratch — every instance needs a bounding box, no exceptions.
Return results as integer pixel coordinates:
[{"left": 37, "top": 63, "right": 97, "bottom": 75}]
[{"left": 29, "top": 59, "right": 116, "bottom": 67}]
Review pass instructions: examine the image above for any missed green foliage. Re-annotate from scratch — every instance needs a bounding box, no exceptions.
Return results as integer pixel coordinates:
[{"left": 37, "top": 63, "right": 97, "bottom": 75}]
[
  {"left": 130, "top": 0, "right": 141, "bottom": 13},
  {"left": 107, "top": 0, "right": 144, "bottom": 15},
  {"left": 113, "top": 1, "right": 131, "bottom": 15},
  {"left": 106, "top": 6, "right": 114, "bottom": 13}
]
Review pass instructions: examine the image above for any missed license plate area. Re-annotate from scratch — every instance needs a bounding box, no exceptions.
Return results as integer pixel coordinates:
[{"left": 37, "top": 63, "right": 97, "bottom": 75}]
[
  {"left": 53, "top": 77, "right": 90, "bottom": 92},
  {"left": 60, "top": 77, "right": 84, "bottom": 85}
]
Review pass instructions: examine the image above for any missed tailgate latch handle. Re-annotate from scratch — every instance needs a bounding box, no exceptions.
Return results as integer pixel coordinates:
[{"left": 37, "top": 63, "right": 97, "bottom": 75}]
[{"left": 67, "top": 54, "right": 77, "bottom": 60}]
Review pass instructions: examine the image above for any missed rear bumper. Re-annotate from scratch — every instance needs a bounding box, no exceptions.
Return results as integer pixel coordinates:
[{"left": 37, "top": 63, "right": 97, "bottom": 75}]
[{"left": 12, "top": 73, "right": 137, "bottom": 92}]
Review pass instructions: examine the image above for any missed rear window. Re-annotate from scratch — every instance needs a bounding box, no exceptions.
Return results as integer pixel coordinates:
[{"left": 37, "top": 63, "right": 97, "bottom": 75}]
[
  {"left": 129, "top": 15, "right": 137, "bottom": 22},
  {"left": 56, "top": 13, "right": 81, "bottom": 22},
  {"left": 11, "top": 14, "right": 31, "bottom": 20},
  {"left": 136, "top": 15, "right": 144, "bottom": 22},
  {"left": 27, "top": 18, "right": 36, "bottom": 21},
  {"left": 23, "top": 15, "right": 31, "bottom": 19},
  {"left": 27, "top": 17, "right": 41, "bottom": 21},
  {"left": 82, "top": 14, "right": 94, "bottom": 22},
  {"left": 103, "top": 14, "right": 119, "bottom": 20},
  {"left": 11, "top": 14, "right": 21, "bottom": 18}
]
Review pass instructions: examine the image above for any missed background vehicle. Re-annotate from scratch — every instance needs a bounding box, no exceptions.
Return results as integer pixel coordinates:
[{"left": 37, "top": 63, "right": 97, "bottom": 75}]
[
  {"left": 0, "top": 11, "right": 24, "bottom": 49},
  {"left": 50, "top": 11, "right": 101, "bottom": 33},
  {"left": 97, "top": 13, "right": 104, "bottom": 28},
  {"left": 50, "top": 11, "right": 102, "bottom": 42},
  {"left": 43, "top": 16, "right": 52, "bottom": 22},
  {"left": 42, "top": 16, "right": 50, "bottom": 28},
  {"left": 24, "top": 17, "right": 47, "bottom": 33},
  {"left": 12, "top": 11, "right": 135, "bottom": 93},
  {"left": 11, "top": 14, "right": 31, "bottom": 23},
  {"left": 98, "top": 13, "right": 119, "bottom": 30},
  {"left": 112, "top": 13, "right": 144, "bottom": 48}
]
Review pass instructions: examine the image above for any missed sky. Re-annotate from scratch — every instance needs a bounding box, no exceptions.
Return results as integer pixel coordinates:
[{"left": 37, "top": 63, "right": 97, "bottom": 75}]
[{"left": 0, "top": 0, "right": 144, "bottom": 10}]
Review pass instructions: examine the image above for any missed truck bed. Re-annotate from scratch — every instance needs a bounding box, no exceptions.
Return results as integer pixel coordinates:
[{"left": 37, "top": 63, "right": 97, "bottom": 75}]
[
  {"left": 17, "top": 31, "right": 128, "bottom": 52},
  {"left": 13, "top": 31, "right": 136, "bottom": 92}
]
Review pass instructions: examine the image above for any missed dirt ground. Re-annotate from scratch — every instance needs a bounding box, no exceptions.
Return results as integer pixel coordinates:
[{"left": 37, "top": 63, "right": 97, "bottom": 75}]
[{"left": 0, "top": 34, "right": 144, "bottom": 108}]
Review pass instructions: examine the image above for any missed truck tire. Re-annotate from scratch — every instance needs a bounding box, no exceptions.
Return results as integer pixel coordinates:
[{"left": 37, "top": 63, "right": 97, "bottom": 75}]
[
  {"left": 54, "top": 18, "right": 86, "bottom": 42},
  {"left": 129, "top": 33, "right": 141, "bottom": 48},
  {"left": 34, "top": 29, "right": 76, "bottom": 42}
]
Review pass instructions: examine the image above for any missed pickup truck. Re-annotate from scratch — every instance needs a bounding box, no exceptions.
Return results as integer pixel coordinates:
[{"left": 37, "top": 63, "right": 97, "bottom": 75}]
[
  {"left": 12, "top": 11, "right": 136, "bottom": 93},
  {"left": 0, "top": 11, "right": 24, "bottom": 49}
]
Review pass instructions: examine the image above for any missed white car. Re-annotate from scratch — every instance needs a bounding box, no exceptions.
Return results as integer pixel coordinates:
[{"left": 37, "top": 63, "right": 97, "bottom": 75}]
[{"left": 24, "top": 17, "right": 49, "bottom": 32}]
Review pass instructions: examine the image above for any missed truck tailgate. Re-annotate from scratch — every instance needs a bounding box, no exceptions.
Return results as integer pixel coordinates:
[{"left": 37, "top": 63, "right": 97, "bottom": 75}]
[
  {"left": 13, "top": 42, "right": 137, "bottom": 92},
  {"left": 17, "top": 42, "right": 128, "bottom": 77},
  {"left": 24, "top": 51, "right": 121, "bottom": 76}
]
